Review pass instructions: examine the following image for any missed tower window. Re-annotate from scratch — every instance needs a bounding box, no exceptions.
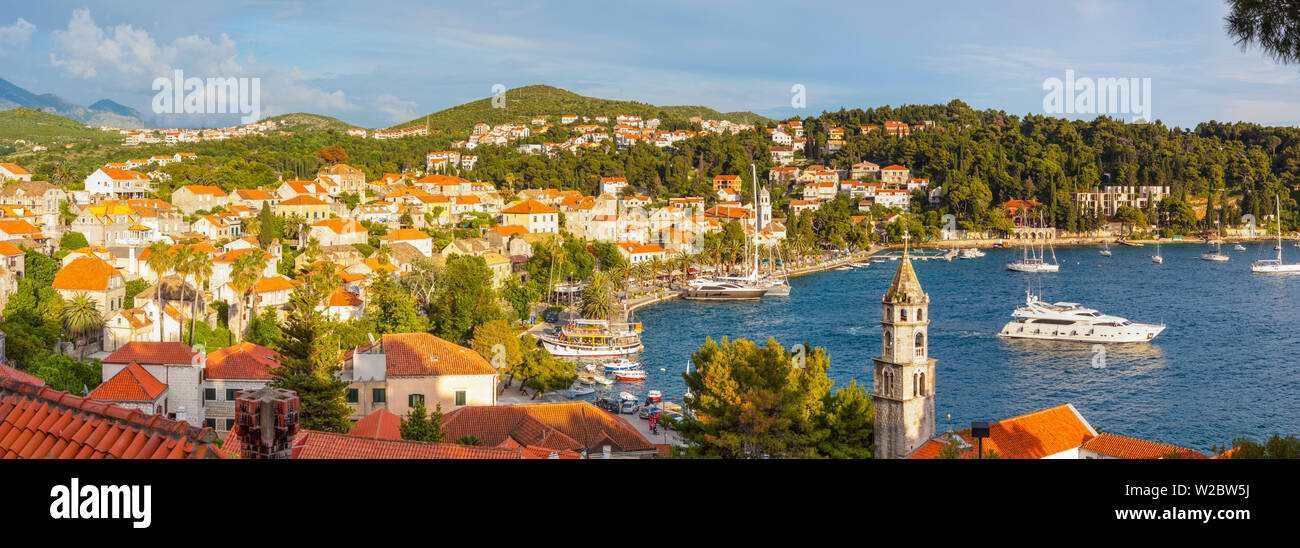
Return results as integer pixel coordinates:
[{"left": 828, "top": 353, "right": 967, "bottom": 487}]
[
  {"left": 913, "top": 373, "right": 919, "bottom": 397},
  {"left": 901, "top": 309, "right": 908, "bottom": 321},
  {"left": 920, "top": 372, "right": 927, "bottom": 396},
  {"left": 917, "top": 308, "right": 924, "bottom": 322}
]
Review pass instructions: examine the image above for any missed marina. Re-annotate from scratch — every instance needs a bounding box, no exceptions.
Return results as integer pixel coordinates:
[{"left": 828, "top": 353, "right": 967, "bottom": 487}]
[{"left": 617, "top": 241, "right": 1300, "bottom": 452}]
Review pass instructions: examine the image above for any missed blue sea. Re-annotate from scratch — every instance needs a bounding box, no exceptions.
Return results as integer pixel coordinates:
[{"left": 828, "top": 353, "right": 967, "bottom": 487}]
[{"left": 596, "top": 241, "right": 1300, "bottom": 452}]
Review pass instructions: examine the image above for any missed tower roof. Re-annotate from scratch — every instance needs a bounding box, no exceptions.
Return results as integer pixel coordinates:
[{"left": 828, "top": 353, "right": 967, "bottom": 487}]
[{"left": 883, "top": 234, "right": 926, "bottom": 304}]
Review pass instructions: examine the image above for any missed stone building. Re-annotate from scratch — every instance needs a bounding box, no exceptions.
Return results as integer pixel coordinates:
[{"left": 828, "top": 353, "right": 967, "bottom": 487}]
[{"left": 872, "top": 233, "right": 936, "bottom": 459}]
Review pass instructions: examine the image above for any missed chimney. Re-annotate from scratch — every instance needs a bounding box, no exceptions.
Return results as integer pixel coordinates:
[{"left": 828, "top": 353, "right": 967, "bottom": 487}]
[
  {"left": 175, "top": 406, "right": 186, "bottom": 423},
  {"left": 235, "top": 388, "right": 299, "bottom": 459}
]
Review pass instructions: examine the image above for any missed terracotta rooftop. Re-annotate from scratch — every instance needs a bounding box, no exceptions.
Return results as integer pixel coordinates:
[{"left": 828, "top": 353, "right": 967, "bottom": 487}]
[
  {"left": 349, "top": 409, "right": 402, "bottom": 440},
  {"left": 104, "top": 342, "right": 202, "bottom": 366},
  {"left": 51, "top": 256, "right": 121, "bottom": 292},
  {"left": 0, "top": 376, "right": 224, "bottom": 459},
  {"left": 223, "top": 426, "right": 523, "bottom": 459},
  {"left": 502, "top": 199, "right": 559, "bottom": 215},
  {"left": 909, "top": 404, "right": 1098, "bottom": 459},
  {"left": 440, "top": 402, "right": 655, "bottom": 455},
  {"left": 87, "top": 362, "right": 168, "bottom": 402},
  {"left": 1081, "top": 432, "right": 1208, "bottom": 459},
  {"left": 363, "top": 333, "right": 498, "bottom": 377},
  {"left": 205, "top": 342, "right": 282, "bottom": 380}
]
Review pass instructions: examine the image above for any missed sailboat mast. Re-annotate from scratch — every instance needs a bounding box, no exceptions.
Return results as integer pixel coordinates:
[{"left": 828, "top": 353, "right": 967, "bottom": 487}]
[{"left": 1278, "top": 195, "right": 1283, "bottom": 262}]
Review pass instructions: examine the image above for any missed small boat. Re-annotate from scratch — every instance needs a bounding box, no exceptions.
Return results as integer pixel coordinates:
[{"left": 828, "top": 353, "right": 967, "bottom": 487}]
[
  {"left": 1118, "top": 240, "right": 1144, "bottom": 247},
  {"left": 614, "top": 369, "right": 647, "bottom": 381},
  {"left": 835, "top": 266, "right": 852, "bottom": 271},
  {"left": 591, "top": 375, "right": 613, "bottom": 385},
  {"left": 602, "top": 358, "right": 639, "bottom": 371},
  {"left": 1099, "top": 240, "right": 1111, "bottom": 256},
  {"left": 1252, "top": 196, "right": 1300, "bottom": 273},
  {"left": 1233, "top": 244, "right": 1247, "bottom": 251},
  {"left": 646, "top": 390, "right": 662, "bottom": 403},
  {"left": 1152, "top": 240, "right": 1163, "bottom": 264},
  {"left": 1201, "top": 241, "right": 1229, "bottom": 262},
  {"left": 959, "top": 248, "right": 985, "bottom": 259},
  {"left": 619, "top": 391, "right": 638, "bottom": 401},
  {"left": 569, "top": 385, "right": 596, "bottom": 398}
]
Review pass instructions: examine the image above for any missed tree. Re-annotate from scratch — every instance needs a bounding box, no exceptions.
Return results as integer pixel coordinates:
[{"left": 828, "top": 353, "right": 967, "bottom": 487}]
[
  {"left": 429, "top": 255, "right": 500, "bottom": 342},
  {"left": 581, "top": 270, "right": 615, "bottom": 320},
  {"left": 672, "top": 337, "right": 873, "bottom": 459},
  {"left": 256, "top": 202, "right": 280, "bottom": 248},
  {"left": 1223, "top": 434, "right": 1300, "bottom": 459},
  {"left": 269, "top": 265, "right": 353, "bottom": 433},
  {"left": 513, "top": 336, "right": 575, "bottom": 397},
  {"left": 184, "top": 248, "right": 214, "bottom": 346},
  {"left": 315, "top": 145, "right": 348, "bottom": 165},
  {"left": 400, "top": 399, "right": 443, "bottom": 443},
  {"left": 244, "top": 309, "right": 284, "bottom": 348},
  {"left": 365, "top": 270, "right": 424, "bottom": 334},
  {"left": 60, "top": 293, "right": 103, "bottom": 358},
  {"left": 230, "top": 251, "right": 268, "bottom": 338},
  {"left": 144, "top": 241, "right": 176, "bottom": 342},
  {"left": 469, "top": 319, "right": 522, "bottom": 380},
  {"left": 1225, "top": 0, "right": 1300, "bottom": 65},
  {"left": 456, "top": 435, "right": 482, "bottom": 446},
  {"left": 59, "top": 232, "right": 89, "bottom": 251}
]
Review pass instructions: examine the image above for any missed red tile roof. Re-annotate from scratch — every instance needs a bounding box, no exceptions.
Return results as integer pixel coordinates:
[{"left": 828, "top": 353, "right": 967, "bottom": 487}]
[
  {"left": 104, "top": 342, "right": 201, "bottom": 366},
  {"left": 223, "top": 426, "right": 522, "bottom": 459},
  {"left": 1081, "top": 432, "right": 1207, "bottom": 459},
  {"left": 349, "top": 409, "right": 402, "bottom": 440},
  {"left": 501, "top": 199, "right": 559, "bottom": 215},
  {"left": 910, "top": 404, "right": 1098, "bottom": 459},
  {"left": 327, "top": 288, "right": 363, "bottom": 307},
  {"left": 87, "top": 363, "right": 167, "bottom": 402},
  {"left": 371, "top": 333, "right": 498, "bottom": 377},
  {"left": 205, "top": 342, "right": 282, "bottom": 380},
  {"left": 0, "top": 363, "right": 43, "bottom": 386},
  {"left": 52, "top": 256, "right": 121, "bottom": 292},
  {"left": 440, "top": 402, "right": 655, "bottom": 454},
  {"left": 0, "top": 376, "right": 224, "bottom": 459}
]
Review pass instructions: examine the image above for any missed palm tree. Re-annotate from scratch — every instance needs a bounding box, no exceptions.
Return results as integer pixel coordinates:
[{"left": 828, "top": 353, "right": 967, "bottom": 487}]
[
  {"left": 230, "top": 251, "right": 268, "bottom": 339},
  {"left": 581, "top": 271, "right": 615, "bottom": 320},
  {"left": 676, "top": 250, "right": 692, "bottom": 285},
  {"left": 61, "top": 293, "right": 103, "bottom": 358},
  {"left": 186, "top": 250, "right": 214, "bottom": 346},
  {"left": 171, "top": 246, "right": 196, "bottom": 343},
  {"left": 144, "top": 242, "right": 175, "bottom": 342},
  {"left": 610, "top": 264, "right": 630, "bottom": 294}
]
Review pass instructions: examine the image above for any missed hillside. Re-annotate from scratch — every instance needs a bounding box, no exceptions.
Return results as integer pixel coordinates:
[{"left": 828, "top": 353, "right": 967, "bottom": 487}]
[
  {"left": 0, "top": 107, "right": 106, "bottom": 142},
  {"left": 263, "top": 112, "right": 357, "bottom": 132},
  {"left": 0, "top": 78, "right": 147, "bottom": 128},
  {"left": 395, "top": 84, "right": 772, "bottom": 133}
]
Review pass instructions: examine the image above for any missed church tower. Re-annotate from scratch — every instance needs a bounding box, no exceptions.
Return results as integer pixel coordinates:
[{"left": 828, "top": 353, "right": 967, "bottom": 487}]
[
  {"left": 757, "top": 186, "right": 772, "bottom": 231},
  {"left": 872, "top": 233, "right": 936, "bottom": 459}
]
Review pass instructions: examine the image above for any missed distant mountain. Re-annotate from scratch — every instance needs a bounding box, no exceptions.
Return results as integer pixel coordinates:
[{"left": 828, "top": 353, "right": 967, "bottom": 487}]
[
  {"left": 0, "top": 107, "right": 108, "bottom": 142},
  {"left": 395, "top": 84, "right": 773, "bottom": 133},
  {"left": 0, "top": 77, "right": 147, "bottom": 129}
]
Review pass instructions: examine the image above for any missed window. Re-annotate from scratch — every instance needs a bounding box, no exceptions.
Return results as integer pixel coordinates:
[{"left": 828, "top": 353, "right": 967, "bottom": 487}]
[
  {"left": 204, "top": 418, "right": 216, "bottom": 428},
  {"left": 226, "top": 389, "right": 239, "bottom": 401},
  {"left": 917, "top": 308, "right": 924, "bottom": 322},
  {"left": 373, "top": 388, "right": 386, "bottom": 403},
  {"left": 409, "top": 393, "right": 424, "bottom": 407},
  {"left": 225, "top": 419, "right": 235, "bottom": 431},
  {"left": 204, "top": 388, "right": 216, "bottom": 401},
  {"left": 346, "top": 388, "right": 358, "bottom": 403},
  {"left": 900, "top": 309, "right": 908, "bottom": 321},
  {"left": 455, "top": 390, "right": 467, "bottom": 406},
  {"left": 920, "top": 372, "right": 927, "bottom": 396}
]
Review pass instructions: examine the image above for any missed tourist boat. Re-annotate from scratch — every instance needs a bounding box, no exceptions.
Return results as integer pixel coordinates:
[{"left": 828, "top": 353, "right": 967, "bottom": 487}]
[
  {"left": 998, "top": 290, "right": 1166, "bottom": 343},
  {"left": 537, "top": 318, "right": 644, "bottom": 358},
  {"left": 614, "top": 369, "right": 647, "bottom": 381},
  {"left": 959, "top": 248, "right": 985, "bottom": 259},
  {"left": 1200, "top": 241, "right": 1229, "bottom": 262},
  {"left": 1152, "top": 241, "right": 1163, "bottom": 264},
  {"left": 601, "top": 358, "right": 640, "bottom": 371},
  {"left": 1252, "top": 196, "right": 1300, "bottom": 273}
]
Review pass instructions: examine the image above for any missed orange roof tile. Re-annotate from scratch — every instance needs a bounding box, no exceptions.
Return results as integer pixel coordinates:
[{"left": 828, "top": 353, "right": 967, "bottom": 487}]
[
  {"left": 1081, "top": 432, "right": 1208, "bottom": 459},
  {"left": 440, "top": 402, "right": 654, "bottom": 454},
  {"left": 205, "top": 342, "right": 282, "bottom": 380},
  {"left": 380, "top": 228, "right": 431, "bottom": 241},
  {"left": 349, "top": 409, "right": 402, "bottom": 440},
  {"left": 52, "top": 257, "right": 121, "bottom": 292},
  {"left": 501, "top": 199, "right": 559, "bottom": 215},
  {"left": 372, "top": 333, "right": 498, "bottom": 377},
  {"left": 87, "top": 363, "right": 167, "bottom": 402},
  {"left": 0, "top": 376, "right": 223, "bottom": 459},
  {"left": 104, "top": 342, "right": 202, "bottom": 366}
]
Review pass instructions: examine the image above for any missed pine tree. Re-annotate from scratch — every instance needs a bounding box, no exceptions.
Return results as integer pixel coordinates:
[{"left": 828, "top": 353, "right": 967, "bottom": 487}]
[
  {"left": 400, "top": 399, "right": 443, "bottom": 442},
  {"left": 269, "top": 266, "right": 352, "bottom": 433}
]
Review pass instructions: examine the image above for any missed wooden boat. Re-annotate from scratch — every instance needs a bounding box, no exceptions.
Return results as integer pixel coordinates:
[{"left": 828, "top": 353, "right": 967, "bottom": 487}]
[{"left": 614, "top": 369, "right": 646, "bottom": 381}]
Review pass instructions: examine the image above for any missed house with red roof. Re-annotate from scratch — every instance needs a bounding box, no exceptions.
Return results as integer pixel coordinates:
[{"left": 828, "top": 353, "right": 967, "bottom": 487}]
[
  {"left": 201, "top": 341, "right": 283, "bottom": 433},
  {"left": 0, "top": 162, "right": 32, "bottom": 182},
  {"left": 309, "top": 217, "right": 367, "bottom": 247},
  {"left": 52, "top": 256, "right": 125, "bottom": 320},
  {"left": 344, "top": 333, "right": 499, "bottom": 420},
  {"left": 0, "top": 374, "right": 225, "bottom": 459},
  {"left": 171, "top": 184, "right": 230, "bottom": 215},
  {"left": 87, "top": 362, "right": 169, "bottom": 415},
  {"left": 501, "top": 199, "right": 560, "bottom": 234},
  {"left": 101, "top": 342, "right": 206, "bottom": 426}
]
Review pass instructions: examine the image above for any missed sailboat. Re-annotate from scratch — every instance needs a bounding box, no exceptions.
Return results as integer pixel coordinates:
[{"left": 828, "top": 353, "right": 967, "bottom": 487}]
[
  {"left": 1251, "top": 196, "right": 1300, "bottom": 273},
  {"left": 1201, "top": 240, "right": 1229, "bottom": 262},
  {"left": 1007, "top": 211, "right": 1060, "bottom": 272},
  {"left": 1152, "top": 240, "right": 1163, "bottom": 264},
  {"left": 1099, "top": 239, "right": 1112, "bottom": 257},
  {"left": 683, "top": 164, "right": 770, "bottom": 300}
]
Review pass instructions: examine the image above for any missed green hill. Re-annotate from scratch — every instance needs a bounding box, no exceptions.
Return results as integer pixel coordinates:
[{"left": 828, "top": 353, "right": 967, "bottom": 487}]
[
  {"left": 395, "top": 85, "right": 772, "bottom": 133},
  {"left": 263, "top": 112, "right": 356, "bottom": 132},
  {"left": 0, "top": 107, "right": 106, "bottom": 142}
]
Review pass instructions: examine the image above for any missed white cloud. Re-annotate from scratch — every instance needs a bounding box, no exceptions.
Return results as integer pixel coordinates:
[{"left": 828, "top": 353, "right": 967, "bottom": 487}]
[
  {"left": 0, "top": 18, "right": 35, "bottom": 55},
  {"left": 373, "top": 94, "right": 417, "bottom": 123}
]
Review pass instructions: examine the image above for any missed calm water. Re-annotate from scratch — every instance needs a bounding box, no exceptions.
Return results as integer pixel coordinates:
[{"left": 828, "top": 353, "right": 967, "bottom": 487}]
[{"left": 601, "top": 241, "right": 1300, "bottom": 452}]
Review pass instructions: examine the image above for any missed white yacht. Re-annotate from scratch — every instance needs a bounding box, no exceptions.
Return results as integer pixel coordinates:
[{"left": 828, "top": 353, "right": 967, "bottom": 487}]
[
  {"left": 998, "top": 291, "right": 1166, "bottom": 343},
  {"left": 959, "top": 248, "right": 986, "bottom": 259},
  {"left": 682, "top": 279, "right": 768, "bottom": 300},
  {"left": 1007, "top": 212, "right": 1059, "bottom": 272},
  {"left": 1252, "top": 196, "right": 1300, "bottom": 273},
  {"left": 1151, "top": 240, "right": 1163, "bottom": 264}
]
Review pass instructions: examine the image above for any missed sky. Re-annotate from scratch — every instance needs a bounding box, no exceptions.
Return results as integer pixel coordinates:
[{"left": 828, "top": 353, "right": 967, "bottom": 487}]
[{"left": 0, "top": 0, "right": 1297, "bottom": 128}]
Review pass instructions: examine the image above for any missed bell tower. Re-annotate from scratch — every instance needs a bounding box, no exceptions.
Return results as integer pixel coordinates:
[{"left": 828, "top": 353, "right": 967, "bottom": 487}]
[{"left": 872, "top": 232, "right": 936, "bottom": 459}]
